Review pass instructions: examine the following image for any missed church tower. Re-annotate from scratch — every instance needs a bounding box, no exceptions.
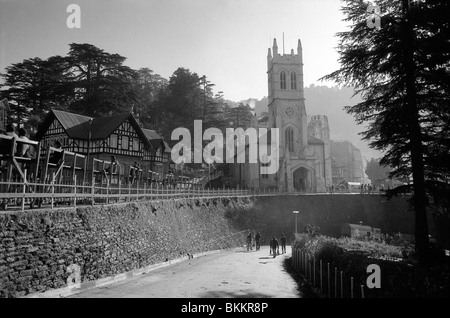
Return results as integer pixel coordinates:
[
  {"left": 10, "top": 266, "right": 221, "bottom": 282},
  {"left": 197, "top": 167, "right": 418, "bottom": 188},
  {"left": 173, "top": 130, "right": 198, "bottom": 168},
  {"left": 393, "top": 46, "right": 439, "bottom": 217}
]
[
  {"left": 267, "top": 38, "right": 312, "bottom": 192},
  {"left": 267, "top": 38, "right": 307, "bottom": 152}
]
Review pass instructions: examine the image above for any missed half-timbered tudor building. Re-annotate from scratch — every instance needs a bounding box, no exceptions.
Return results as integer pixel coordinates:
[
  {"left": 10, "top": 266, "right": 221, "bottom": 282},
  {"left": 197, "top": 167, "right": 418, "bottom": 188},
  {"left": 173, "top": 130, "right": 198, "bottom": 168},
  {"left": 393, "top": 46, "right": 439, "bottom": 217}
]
[
  {"left": 142, "top": 128, "right": 172, "bottom": 180},
  {"left": 35, "top": 109, "right": 170, "bottom": 184}
]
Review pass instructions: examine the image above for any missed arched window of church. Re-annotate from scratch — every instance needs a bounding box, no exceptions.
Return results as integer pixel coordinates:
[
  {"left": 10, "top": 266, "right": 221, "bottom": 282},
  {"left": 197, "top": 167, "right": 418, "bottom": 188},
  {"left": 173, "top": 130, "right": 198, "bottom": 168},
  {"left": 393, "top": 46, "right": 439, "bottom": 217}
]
[
  {"left": 280, "top": 71, "right": 286, "bottom": 90},
  {"left": 285, "top": 128, "right": 294, "bottom": 153},
  {"left": 290, "top": 72, "right": 297, "bottom": 90}
]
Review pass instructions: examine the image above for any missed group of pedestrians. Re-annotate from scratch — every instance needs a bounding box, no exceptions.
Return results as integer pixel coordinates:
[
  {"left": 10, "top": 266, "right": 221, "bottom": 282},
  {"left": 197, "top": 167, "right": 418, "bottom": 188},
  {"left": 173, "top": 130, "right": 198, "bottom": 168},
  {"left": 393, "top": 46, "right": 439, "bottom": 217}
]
[
  {"left": 360, "top": 183, "right": 375, "bottom": 194},
  {"left": 246, "top": 231, "right": 287, "bottom": 258}
]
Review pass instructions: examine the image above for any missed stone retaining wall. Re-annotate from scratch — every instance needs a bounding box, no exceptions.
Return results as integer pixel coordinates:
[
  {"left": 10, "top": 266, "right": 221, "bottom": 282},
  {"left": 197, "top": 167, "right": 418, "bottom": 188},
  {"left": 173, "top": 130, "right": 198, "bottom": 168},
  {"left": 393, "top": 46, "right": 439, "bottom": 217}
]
[{"left": 0, "top": 197, "right": 246, "bottom": 298}]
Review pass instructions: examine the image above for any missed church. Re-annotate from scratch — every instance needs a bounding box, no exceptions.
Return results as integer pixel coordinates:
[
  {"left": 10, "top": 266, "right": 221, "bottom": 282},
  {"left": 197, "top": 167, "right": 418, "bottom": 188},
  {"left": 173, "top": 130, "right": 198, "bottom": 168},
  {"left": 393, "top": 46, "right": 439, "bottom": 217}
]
[{"left": 224, "top": 38, "right": 332, "bottom": 193}]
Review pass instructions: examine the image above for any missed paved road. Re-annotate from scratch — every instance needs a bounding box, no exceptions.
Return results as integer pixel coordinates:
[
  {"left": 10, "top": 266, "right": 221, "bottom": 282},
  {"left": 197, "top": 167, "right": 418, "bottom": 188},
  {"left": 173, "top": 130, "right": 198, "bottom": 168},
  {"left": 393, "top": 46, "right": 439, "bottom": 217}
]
[{"left": 69, "top": 245, "right": 301, "bottom": 298}]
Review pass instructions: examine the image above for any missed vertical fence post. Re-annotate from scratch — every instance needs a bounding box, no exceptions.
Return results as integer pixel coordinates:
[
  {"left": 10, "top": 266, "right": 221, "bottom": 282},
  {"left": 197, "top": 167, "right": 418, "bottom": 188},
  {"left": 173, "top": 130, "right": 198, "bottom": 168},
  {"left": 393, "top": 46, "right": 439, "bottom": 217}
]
[
  {"left": 128, "top": 182, "right": 131, "bottom": 201},
  {"left": 91, "top": 176, "right": 95, "bottom": 205},
  {"left": 106, "top": 179, "right": 110, "bottom": 205},
  {"left": 309, "top": 254, "right": 312, "bottom": 280},
  {"left": 74, "top": 175, "right": 77, "bottom": 208},
  {"left": 307, "top": 254, "right": 310, "bottom": 279},
  {"left": 137, "top": 180, "right": 140, "bottom": 201},
  {"left": 334, "top": 267, "right": 337, "bottom": 298},
  {"left": 294, "top": 249, "right": 297, "bottom": 269},
  {"left": 340, "top": 271, "right": 344, "bottom": 298},
  {"left": 351, "top": 277, "right": 354, "bottom": 298},
  {"left": 51, "top": 172, "right": 55, "bottom": 209},
  {"left": 21, "top": 170, "right": 27, "bottom": 212},
  {"left": 150, "top": 181, "right": 153, "bottom": 200},
  {"left": 118, "top": 178, "right": 122, "bottom": 203},
  {"left": 156, "top": 181, "right": 159, "bottom": 200},
  {"left": 304, "top": 252, "right": 307, "bottom": 274},
  {"left": 301, "top": 252, "right": 304, "bottom": 273},
  {"left": 320, "top": 259, "right": 323, "bottom": 293},
  {"left": 313, "top": 256, "right": 316, "bottom": 286},
  {"left": 327, "top": 263, "right": 331, "bottom": 298}
]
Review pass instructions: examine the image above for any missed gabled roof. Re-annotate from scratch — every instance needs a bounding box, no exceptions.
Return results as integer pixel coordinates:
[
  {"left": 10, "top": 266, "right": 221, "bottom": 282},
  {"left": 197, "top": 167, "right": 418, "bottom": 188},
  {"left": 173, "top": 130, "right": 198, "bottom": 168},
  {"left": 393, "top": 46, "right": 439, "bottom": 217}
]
[
  {"left": 53, "top": 109, "right": 92, "bottom": 132},
  {"left": 163, "top": 141, "right": 171, "bottom": 153},
  {"left": 36, "top": 109, "right": 153, "bottom": 150},
  {"left": 142, "top": 128, "right": 164, "bottom": 150}
]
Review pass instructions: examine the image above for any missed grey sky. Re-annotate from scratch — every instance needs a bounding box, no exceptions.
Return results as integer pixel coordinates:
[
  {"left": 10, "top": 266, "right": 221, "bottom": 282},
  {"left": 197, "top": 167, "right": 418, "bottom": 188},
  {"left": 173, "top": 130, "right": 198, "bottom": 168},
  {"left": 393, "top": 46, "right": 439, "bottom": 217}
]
[{"left": 0, "top": 0, "right": 382, "bottom": 160}]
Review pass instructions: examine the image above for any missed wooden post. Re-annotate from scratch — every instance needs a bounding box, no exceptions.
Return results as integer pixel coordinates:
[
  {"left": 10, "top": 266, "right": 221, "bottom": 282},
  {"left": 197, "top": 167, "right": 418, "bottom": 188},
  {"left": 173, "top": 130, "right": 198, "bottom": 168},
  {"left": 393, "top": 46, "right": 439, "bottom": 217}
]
[
  {"left": 309, "top": 255, "right": 312, "bottom": 280},
  {"left": 106, "top": 178, "right": 110, "bottom": 205},
  {"left": 136, "top": 180, "right": 139, "bottom": 201},
  {"left": 293, "top": 248, "right": 296, "bottom": 269},
  {"left": 74, "top": 175, "right": 77, "bottom": 208},
  {"left": 313, "top": 256, "right": 316, "bottom": 286},
  {"left": 91, "top": 176, "right": 95, "bottom": 205},
  {"left": 51, "top": 172, "right": 55, "bottom": 209},
  {"left": 340, "top": 271, "right": 343, "bottom": 298},
  {"left": 21, "top": 170, "right": 27, "bottom": 212},
  {"left": 351, "top": 277, "right": 354, "bottom": 298},
  {"left": 118, "top": 177, "right": 122, "bottom": 203},
  {"left": 320, "top": 260, "right": 323, "bottom": 292},
  {"left": 334, "top": 267, "right": 337, "bottom": 298},
  {"left": 306, "top": 254, "right": 309, "bottom": 279},
  {"left": 150, "top": 181, "right": 152, "bottom": 200},
  {"left": 327, "top": 263, "right": 331, "bottom": 298},
  {"left": 304, "top": 252, "right": 307, "bottom": 274}
]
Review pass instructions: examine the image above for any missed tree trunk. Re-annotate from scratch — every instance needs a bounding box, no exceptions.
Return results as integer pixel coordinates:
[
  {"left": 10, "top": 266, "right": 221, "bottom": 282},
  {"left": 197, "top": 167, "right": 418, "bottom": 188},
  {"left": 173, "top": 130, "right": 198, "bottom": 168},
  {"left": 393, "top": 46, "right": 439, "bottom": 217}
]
[{"left": 402, "top": 0, "right": 429, "bottom": 265}]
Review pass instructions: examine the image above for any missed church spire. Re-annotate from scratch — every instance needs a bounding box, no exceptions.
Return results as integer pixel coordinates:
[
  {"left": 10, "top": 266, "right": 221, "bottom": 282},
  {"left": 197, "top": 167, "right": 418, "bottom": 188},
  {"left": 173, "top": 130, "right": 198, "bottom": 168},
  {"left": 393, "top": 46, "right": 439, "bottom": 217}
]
[{"left": 297, "top": 39, "right": 302, "bottom": 54}]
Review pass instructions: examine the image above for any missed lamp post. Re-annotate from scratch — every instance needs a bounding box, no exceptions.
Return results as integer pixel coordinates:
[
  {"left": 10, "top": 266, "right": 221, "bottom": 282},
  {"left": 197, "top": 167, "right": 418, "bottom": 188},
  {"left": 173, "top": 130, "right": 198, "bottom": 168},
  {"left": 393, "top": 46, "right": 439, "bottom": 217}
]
[{"left": 293, "top": 210, "right": 300, "bottom": 235}]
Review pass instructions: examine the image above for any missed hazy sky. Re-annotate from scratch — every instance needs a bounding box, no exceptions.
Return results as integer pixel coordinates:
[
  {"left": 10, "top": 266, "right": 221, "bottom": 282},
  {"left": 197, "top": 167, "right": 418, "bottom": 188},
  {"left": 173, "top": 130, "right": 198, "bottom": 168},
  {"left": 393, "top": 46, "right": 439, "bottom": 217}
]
[
  {"left": 0, "top": 0, "right": 348, "bottom": 102},
  {"left": 1, "top": 0, "right": 383, "bottom": 161}
]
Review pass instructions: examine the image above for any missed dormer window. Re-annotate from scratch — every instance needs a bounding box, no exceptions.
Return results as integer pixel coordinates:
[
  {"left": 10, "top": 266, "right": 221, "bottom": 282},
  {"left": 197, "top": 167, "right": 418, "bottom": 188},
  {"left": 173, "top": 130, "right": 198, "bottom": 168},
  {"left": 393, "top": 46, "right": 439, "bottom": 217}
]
[{"left": 280, "top": 71, "right": 286, "bottom": 90}]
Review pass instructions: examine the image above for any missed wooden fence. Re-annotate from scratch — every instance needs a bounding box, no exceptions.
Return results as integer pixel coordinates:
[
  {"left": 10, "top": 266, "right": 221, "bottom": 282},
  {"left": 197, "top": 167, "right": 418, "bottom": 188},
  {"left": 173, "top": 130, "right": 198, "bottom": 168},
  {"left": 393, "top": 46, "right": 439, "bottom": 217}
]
[
  {"left": 291, "top": 247, "right": 367, "bottom": 298},
  {"left": 0, "top": 172, "right": 290, "bottom": 211}
]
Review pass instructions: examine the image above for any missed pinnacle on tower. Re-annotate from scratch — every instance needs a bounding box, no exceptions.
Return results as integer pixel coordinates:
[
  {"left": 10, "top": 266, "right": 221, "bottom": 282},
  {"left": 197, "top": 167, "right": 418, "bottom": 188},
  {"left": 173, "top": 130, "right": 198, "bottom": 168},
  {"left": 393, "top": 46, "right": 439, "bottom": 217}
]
[
  {"left": 273, "top": 38, "right": 278, "bottom": 56},
  {"left": 297, "top": 39, "right": 302, "bottom": 54}
]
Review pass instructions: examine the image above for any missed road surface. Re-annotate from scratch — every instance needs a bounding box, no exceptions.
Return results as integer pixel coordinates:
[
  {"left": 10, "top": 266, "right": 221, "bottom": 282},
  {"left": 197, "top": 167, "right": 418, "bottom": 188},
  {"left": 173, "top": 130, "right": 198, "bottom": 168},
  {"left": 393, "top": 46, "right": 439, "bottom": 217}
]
[{"left": 69, "top": 245, "right": 301, "bottom": 298}]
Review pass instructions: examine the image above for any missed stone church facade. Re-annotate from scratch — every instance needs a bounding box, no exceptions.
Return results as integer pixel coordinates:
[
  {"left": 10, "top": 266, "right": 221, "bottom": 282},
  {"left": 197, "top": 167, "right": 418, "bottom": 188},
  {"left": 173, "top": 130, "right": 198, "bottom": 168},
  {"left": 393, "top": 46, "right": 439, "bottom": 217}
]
[{"left": 225, "top": 38, "right": 332, "bottom": 193}]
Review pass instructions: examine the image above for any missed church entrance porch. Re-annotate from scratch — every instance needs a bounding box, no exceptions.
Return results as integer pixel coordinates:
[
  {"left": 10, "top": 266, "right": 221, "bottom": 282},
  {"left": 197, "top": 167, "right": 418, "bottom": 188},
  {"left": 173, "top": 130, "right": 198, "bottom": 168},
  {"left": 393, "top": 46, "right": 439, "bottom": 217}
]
[{"left": 293, "top": 167, "right": 314, "bottom": 192}]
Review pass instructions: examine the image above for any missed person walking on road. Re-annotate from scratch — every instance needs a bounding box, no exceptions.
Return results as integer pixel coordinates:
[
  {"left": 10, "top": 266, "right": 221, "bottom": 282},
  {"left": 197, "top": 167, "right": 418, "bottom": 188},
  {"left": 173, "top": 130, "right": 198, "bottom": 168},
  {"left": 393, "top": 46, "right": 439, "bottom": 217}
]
[
  {"left": 246, "top": 231, "right": 253, "bottom": 251},
  {"left": 280, "top": 234, "right": 287, "bottom": 254},
  {"left": 255, "top": 232, "right": 261, "bottom": 251},
  {"left": 270, "top": 236, "right": 279, "bottom": 258}
]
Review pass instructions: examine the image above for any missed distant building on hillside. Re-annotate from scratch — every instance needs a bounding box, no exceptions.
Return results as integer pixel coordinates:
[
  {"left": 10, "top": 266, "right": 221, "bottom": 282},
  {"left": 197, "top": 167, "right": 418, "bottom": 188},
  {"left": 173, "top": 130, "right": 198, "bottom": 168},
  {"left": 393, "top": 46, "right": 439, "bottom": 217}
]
[{"left": 330, "top": 140, "right": 364, "bottom": 184}]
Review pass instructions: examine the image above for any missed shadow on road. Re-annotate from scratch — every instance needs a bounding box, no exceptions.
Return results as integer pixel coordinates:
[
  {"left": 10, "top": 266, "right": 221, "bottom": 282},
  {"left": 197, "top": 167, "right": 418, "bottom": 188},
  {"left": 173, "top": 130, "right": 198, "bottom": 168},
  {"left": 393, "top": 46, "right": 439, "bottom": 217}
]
[
  {"left": 199, "top": 290, "right": 273, "bottom": 298},
  {"left": 282, "top": 257, "right": 319, "bottom": 298}
]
